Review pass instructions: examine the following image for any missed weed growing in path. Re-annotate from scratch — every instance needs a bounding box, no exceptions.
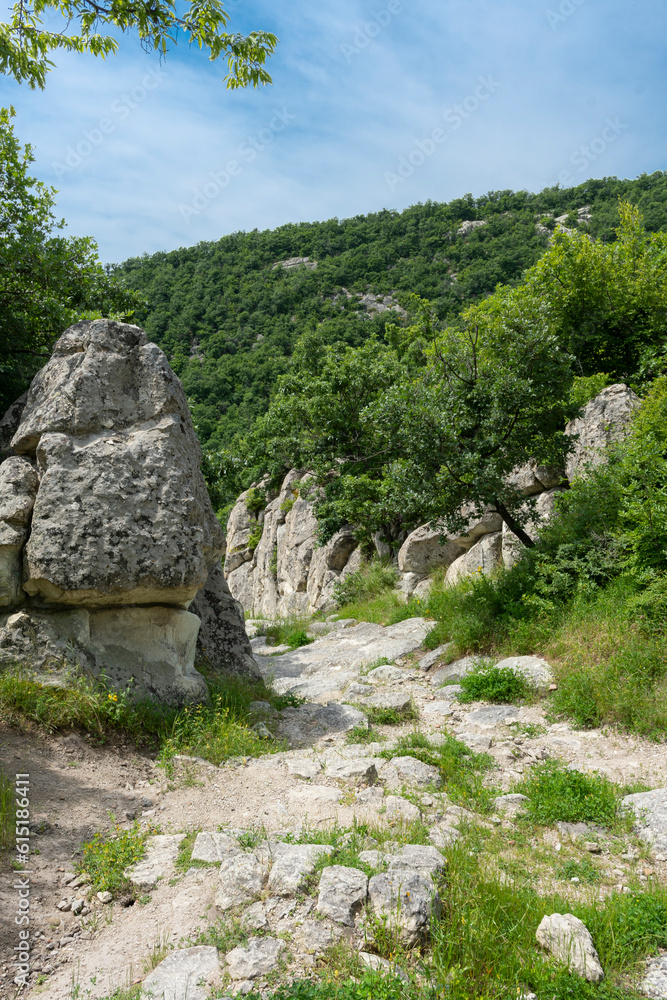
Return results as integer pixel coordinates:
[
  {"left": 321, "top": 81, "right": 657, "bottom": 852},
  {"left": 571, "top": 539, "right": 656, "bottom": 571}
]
[
  {"left": 79, "top": 822, "right": 147, "bottom": 897},
  {"left": 380, "top": 732, "right": 493, "bottom": 811},
  {"left": 517, "top": 760, "right": 622, "bottom": 827},
  {"left": 458, "top": 662, "right": 532, "bottom": 704}
]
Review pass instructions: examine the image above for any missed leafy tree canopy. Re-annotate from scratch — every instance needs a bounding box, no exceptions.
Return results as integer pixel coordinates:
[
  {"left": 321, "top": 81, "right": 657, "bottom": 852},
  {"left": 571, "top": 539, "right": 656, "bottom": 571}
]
[
  {"left": 0, "top": 0, "right": 278, "bottom": 89},
  {"left": 0, "top": 106, "right": 140, "bottom": 411}
]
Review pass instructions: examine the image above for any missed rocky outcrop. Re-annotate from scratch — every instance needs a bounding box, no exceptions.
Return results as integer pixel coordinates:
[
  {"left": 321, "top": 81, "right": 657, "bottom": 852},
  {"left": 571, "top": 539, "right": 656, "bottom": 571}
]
[
  {"left": 0, "top": 319, "right": 254, "bottom": 701},
  {"left": 225, "top": 471, "right": 361, "bottom": 617},
  {"left": 565, "top": 383, "right": 639, "bottom": 480}
]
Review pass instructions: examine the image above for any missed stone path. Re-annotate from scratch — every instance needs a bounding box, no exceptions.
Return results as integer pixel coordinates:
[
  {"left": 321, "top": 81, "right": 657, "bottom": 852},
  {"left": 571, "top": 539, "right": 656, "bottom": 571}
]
[{"left": 4, "top": 616, "right": 667, "bottom": 1000}]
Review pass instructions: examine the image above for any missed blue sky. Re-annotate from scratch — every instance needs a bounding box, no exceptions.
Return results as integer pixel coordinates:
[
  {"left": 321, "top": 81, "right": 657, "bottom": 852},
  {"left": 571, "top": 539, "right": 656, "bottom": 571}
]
[{"left": 2, "top": 0, "right": 666, "bottom": 263}]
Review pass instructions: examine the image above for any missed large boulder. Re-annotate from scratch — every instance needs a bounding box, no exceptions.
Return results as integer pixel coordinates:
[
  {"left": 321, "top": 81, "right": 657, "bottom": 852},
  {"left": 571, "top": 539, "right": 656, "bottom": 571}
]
[
  {"left": 565, "top": 384, "right": 639, "bottom": 481},
  {"left": 190, "top": 560, "right": 259, "bottom": 680},
  {"left": 397, "top": 509, "right": 502, "bottom": 577},
  {"left": 444, "top": 531, "right": 503, "bottom": 587},
  {"left": 0, "top": 319, "right": 252, "bottom": 703},
  {"left": 225, "top": 470, "right": 361, "bottom": 617}
]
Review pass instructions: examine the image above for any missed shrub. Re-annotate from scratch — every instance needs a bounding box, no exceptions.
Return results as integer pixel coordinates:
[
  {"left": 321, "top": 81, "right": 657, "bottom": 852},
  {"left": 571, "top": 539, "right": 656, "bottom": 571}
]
[
  {"left": 333, "top": 558, "right": 398, "bottom": 608},
  {"left": 264, "top": 617, "right": 314, "bottom": 649},
  {"left": 245, "top": 487, "right": 268, "bottom": 515},
  {"left": 380, "top": 732, "right": 492, "bottom": 811},
  {"left": 0, "top": 771, "right": 13, "bottom": 853},
  {"left": 247, "top": 522, "right": 263, "bottom": 552},
  {"left": 458, "top": 663, "right": 530, "bottom": 704},
  {"left": 79, "top": 822, "right": 147, "bottom": 897},
  {"left": 517, "top": 760, "right": 620, "bottom": 827}
]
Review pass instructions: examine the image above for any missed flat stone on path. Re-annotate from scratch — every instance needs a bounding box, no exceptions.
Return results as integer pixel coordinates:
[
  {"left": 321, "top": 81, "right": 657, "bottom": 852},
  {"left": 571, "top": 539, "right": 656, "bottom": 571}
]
[
  {"left": 126, "top": 834, "right": 185, "bottom": 891},
  {"left": 430, "top": 656, "right": 487, "bottom": 686},
  {"left": 142, "top": 946, "right": 219, "bottom": 1000},
  {"left": 385, "top": 795, "right": 421, "bottom": 823},
  {"left": 390, "top": 755, "right": 441, "bottom": 787},
  {"left": 466, "top": 705, "right": 519, "bottom": 727},
  {"left": 286, "top": 759, "right": 323, "bottom": 780},
  {"left": 494, "top": 655, "right": 554, "bottom": 690},
  {"left": 418, "top": 644, "right": 456, "bottom": 672},
  {"left": 225, "top": 938, "right": 285, "bottom": 980},
  {"left": 266, "top": 843, "right": 334, "bottom": 896},
  {"left": 368, "top": 870, "right": 440, "bottom": 946},
  {"left": 622, "top": 788, "right": 667, "bottom": 854},
  {"left": 286, "top": 784, "right": 343, "bottom": 813},
  {"left": 216, "top": 853, "right": 267, "bottom": 911},
  {"left": 276, "top": 703, "right": 367, "bottom": 745},
  {"left": 317, "top": 865, "right": 369, "bottom": 925},
  {"left": 326, "top": 758, "right": 381, "bottom": 783},
  {"left": 642, "top": 954, "right": 667, "bottom": 999},
  {"left": 493, "top": 794, "right": 529, "bottom": 816},
  {"left": 365, "top": 665, "right": 405, "bottom": 684},
  {"left": 293, "top": 919, "right": 341, "bottom": 955},
  {"left": 191, "top": 832, "right": 242, "bottom": 863},
  {"left": 536, "top": 913, "right": 604, "bottom": 982},
  {"left": 363, "top": 690, "right": 413, "bottom": 713}
]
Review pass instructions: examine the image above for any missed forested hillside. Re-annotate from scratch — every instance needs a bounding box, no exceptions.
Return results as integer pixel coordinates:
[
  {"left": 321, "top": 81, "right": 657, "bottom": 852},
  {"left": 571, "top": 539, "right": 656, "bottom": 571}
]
[{"left": 115, "top": 172, "right": 667, "bottom": 451}]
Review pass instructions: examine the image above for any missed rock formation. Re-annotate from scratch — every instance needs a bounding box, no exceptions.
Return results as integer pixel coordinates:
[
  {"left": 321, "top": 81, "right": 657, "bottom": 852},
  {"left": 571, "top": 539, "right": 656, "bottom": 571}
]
[
  {"left": 225, "top": 470, "right": 361, "bottom": 618},
  {"left": 0, "top": 319, "right": 256, "bottom": 702},
  {"left": 225, "top": 385, "right": 641, "bottom": 610}
]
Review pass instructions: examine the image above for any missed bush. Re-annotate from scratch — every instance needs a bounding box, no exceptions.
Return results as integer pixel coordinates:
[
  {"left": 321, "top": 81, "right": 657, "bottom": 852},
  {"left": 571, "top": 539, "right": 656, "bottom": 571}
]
[
  {"left": 333, "top": 558, "right": 398, "bottom": 609},
  {"left": 79, "top": 823, "right": 147, "bottom": 897},
  {"left": 0, "top": 771, "right": 13, "bottom": 853},
  {"left": 380, "top": 732, "right": 492, "bottom": 811},
  {"left": 458, "top": 663, "right": 530, "bottom": 704},
  {"left": 264, "top": 616, "right": 314, "bottom": 649},
  {"left": 517, "top": 760, "right": 620, "bottom": 827}
]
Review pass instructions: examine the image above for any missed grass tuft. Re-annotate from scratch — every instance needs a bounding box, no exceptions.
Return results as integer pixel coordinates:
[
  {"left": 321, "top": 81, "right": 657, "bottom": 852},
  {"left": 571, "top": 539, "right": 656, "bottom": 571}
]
[
  {"left": 517, "top": 760, "right": 622, "bottom": 828},
  {"left": 458, "top": 663, "right": 531, "bottom": 704},
  {"left": 78, "top": 822, "right": 147, "bottom": 897}
]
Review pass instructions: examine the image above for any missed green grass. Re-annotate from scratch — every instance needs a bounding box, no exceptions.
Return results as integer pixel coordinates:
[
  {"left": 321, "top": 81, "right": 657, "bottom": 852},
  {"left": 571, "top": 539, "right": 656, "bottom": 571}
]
[
  {"left": 0, "top": 663, "right": 290, "bottom": 768},
  {"left": 345, "top": 724, "right": 386, "bottom": 745},
  {"left": 0, "top": 770, "right": 13, "bottom": 853},
  {"left": 264, "top": 616, "right": 314, "bottom": 650},
  {"left": 517, "top": 760, "right": 623, "bottom": 828},
  {"left": 458, "top": 663, "right": 532, "bottom": 704},
  {"left": 361, "top": 702, "right": 419, "bottom": 726},
  {"left": 78, "top": 822, "right": 147, "bottom": 897},
  {"left": 243, "top": 971, "right": 433, "bottom": 1000},
  {"left": 555, "top": 855, "right": 602, "bottom": 884},
  {"left": 378, "top": 732, "right": 493, "bottom": 811}
]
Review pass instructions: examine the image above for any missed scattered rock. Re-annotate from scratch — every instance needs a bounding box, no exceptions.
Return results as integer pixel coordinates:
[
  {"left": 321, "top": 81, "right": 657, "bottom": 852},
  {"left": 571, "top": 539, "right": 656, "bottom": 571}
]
[
  {"left": 493, "top": 793, "right": 529, "bottom": 816},
  {"left": 622, "top": 788, "right": 667, "bottom": 854},
  {"left": 293, "top": 919, "right": 341, "bottom": 954},
  {"left": 126, "top": 834, "right": 186, "bottom": 891},
  {"left": 216, "top": 853, "right": 267, "bottom": 911},
  {"left": 419, "top": 644, "right": 456, "bottom": 672},
  {"left": 286, "top": 760, "right": 323, "bottom": 780},
  {"left": 641, "top": 954, "right": 667, "bottom": 1000},
  {"left": 368, "top": 870, "right": 440, "bottom": 945},
  {"left": 536, "top": 913, "right": 604, "bottom": 982},
  {"left": 326, "top": 758, "right": 380, "bottom": 783},
  {"left": 385, "top": 795, "right": 421, "bottom": 822},
  {"left": 365, "top": 665, "right": 405, "bottom": 684},
  {"left": 430, "top": 656, "right": 486, "bottom": 686},
  {"left": 363, "top": 690, "right": 413, "bottom": 713},
  {"left": 266, "top": 843, "right": 334, "bottom": 896},
  {"left": 493, "top": 655, "right": 554, "bottom": 691},
  {"left": 388, "top": 844, "right": 446, "bottom": 879},
  {"left": 389, "top": 755, "right": 441, "bottom": 787},
  {"left": 142, "top": 946, "right": 220, "bottom": 1000},
  {"left": 359, "top": 952, "right": 409, "bottom": 983},
  {"left": 191, "top": 831, "right": 242, "bottom": 863},
  {"left": 241, "top": 901, "right": 269, "bottom": 931},
  {"left": 466, "top": 705, "right": 519, "bottom": 726},
  {"left": 456, "top": 732, "right": 492, "bottom": 751},
  {"left": 225, "top": 938, "right": 285, "bottom": 980},
  {"left": 316, "top": 865, "right": 369, "bottom": 925},
  {"left": 96, "top": 891, "right": 113, "bottom": 904}
]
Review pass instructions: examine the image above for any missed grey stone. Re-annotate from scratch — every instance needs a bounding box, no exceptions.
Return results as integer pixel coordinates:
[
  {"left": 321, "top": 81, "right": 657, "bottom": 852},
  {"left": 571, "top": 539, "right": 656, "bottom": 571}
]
[
  {"left": 0, "top": 456, "right": 38, "bottom": 608},
  {"left": 347, "top": 682, "right": 374, "bottom": 696},
  {"left": 421, "top": 700, "right": 455, "bottom": 718},
  {"left": 316, "top": 865, "right": 369, "bottom": 925},
  {"left": 276, "top": 702, "right": 368, "bottom": 745},
  {"left": 286, "top": 759, "right": 322, "bottom": 780},
  {"left": 641, "top": 954, "right": 667, "bottom": 999},
  {"left": 368, "top": 870, "right": 440, "bottom": 945},
  {"left": 96, "top": 891, "right": 113, "bottom": 904},
  {"left": 126, "top": 834, "right": 186, "bottom": 891},
  {"left": 397, "top": 511, "right": 503, "bottom": 575},
  {"left": 327, "top": 758, "right": 380, "bottom": 783},
  {"left": 622, "top": 788, "right": 667, "bottom": 854},
  {"left": 418, "top": 644, "right": 456, "bottom": 672},
  {"left": 241, "top": 902, "right": 269, "bottom": 931},
  {"left": 266, "top": 843, "right": 334, "bottom": 896},
  {"left": 216, "top": 853, "right": 267, "bottom": 911},
  {"left": 493, "top": 794, "right": 529, "bottom": 816},
  {"left": 248, "top": 700, "right": 277, "bottom": 716},
  {"left": 355, "top": 786, "right": 384, "bottom": 807},
  {"left": 142, "top": 946, "right": 219, "bottom": 1000},
  {"left": 363, "top": 690, "right": 413, "bottom": 713},
  {"left": 536, "top": 913, "right": 604, "bottom": 982},
  {"left": 385, "top": 795, "right": 421, "bottom": 823},
  {"left": 466, "top": 705, "right": 519, "bottom": 726},
  {"left": 225, "top": 938, "right": 285, "bottom": 980},
  {"left": 358, "top": 849, "right": 391, "bottom": 868},
  {"left": 359, "top": 952, "right": 409, "bottom": 983},
  {"left": 428, "top": 823, "right": 460, "bottom": 848},
  {"left": 390, "top": 756, "right": 441, "bottom": 787},
  {"left": 556, "top": 821, "right": 597, "bottom": 842},
  {"left": 191, "top": 832, "right": 242, "bottom": 863},
  {"left": 444, "top": 531, "right": 503, "bottom": 587},
  {"left": 565, "top": 384, "right": 639, "bottom": 481},
  {"left": 190, "top": 559, "right": 259, "bottom": 681},
  {"left": 430, "top": 656, "right": 487, "bottom": 686},
  {"left": 293, "top": 919, "right": 341, "bottom": 955},
  {"left": 493, "top": 655, "right": 554, "bottom": 691},
  {"left": 365, "top": 665, "right": 405, "bottom": 684},
  {"left": 388, "top": 844, "right": 446, "bottom": 879}
]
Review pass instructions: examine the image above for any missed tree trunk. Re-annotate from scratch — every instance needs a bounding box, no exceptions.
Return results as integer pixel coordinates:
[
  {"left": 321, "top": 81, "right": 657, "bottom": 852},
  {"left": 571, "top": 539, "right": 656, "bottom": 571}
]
[{"left": 493, "top": 500, "right": 535, "bottom": 548}]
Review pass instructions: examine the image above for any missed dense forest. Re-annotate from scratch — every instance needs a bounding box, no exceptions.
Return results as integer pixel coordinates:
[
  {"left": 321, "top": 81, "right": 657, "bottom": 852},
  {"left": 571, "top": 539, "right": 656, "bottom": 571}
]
[{"left": 114, "top": 172, "right": 667, "bottom": 451}]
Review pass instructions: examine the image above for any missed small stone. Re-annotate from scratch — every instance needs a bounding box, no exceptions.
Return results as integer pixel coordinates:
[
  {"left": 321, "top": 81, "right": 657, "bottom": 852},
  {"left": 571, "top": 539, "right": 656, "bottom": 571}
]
[
  {"left": 368, "top": 870, "right": 440, "bottom": 946},
  {"left": 536, "top": 913, "right": 604, "bottom": 982},
  {"left": 252, "top": 721, "right": 271, "bottom": 739},
  {"left": 317, "top": 865, "right": 369, "bottom": 925},
  {"left": 225, "top": 937, "right": 285, "bottom": 980},
  {"left": 70, "top": 899, "right": 84, "bottom": 915},
  {"left": 644, "top": 867, "right": 655, "bottom": 876},
  {"left": 327, "top": 758, "right": 380, "bottom": 784},
  {"left": 418, "top": 644, "right": 456, "bottom": 672},
  {"left": 266, "top": 843, "right": 334, "bottom": 896},
  {"left": 385, "top": 795, "right": 421, "bottom": 822},
  {"left": 388, "top": 844, "right": 446, "bottom": 879},
  {"left": 293, "top": 920, "right": 340, "bottom": 955},
  {"left": 126, "top": 833, "right": 186, "bottom": 891},
  {"left": 56, "top": 900, "right": 71, "bottom": 912},
  {"left": 584, "top": 842, "right": 601, "bottom": 854},
  {"left": 493, "top": 793, "right": 529, "bottom": 816},
  {"left": 641, "top": 953, "right": 667, "bottom": 999},
  {"left": 216, "top": 853, "right": 266, "bottom": 911},
  {"left": 389, "top": 755, "right": 441, "bottom": 787},
  {"left": 241, "top": 901, "right": 268, "bottom": 931},
  {"left": 622, "top": 788, "right": 667, "bottom": 854},
  {"left": 365, "top": 665, "right": 405, "bottom": 684},
  {"left": 96, "top": 891, "right": 113, "bottom": 904},
  {"left": 355, "top": 786, "right": 384, "bottom": 806},
  {"left": 493, "top": 655, "right": 553, "bottom": 691},
  {"left": 286, "top": 759, "right": 322, "bottom": 780},
  {"left": 192, "top": 832, "right": 242, "bottom": 863},
  {"left": 363, "top": 690, "right": 413, "bottom": 713},
  {"left": 359, "top": 952, "right": 409, "bottom": 983}
]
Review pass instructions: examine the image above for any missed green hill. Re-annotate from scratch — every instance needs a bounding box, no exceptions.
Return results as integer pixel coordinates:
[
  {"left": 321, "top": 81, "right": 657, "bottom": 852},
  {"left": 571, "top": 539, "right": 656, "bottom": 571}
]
[{"left": 114, "top": 171, "right": 667, "bottom": 451}]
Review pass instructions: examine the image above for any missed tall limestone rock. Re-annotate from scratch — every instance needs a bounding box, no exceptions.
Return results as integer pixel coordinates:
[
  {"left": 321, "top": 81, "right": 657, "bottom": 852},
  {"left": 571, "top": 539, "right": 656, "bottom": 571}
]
[
  {"left": 0, "top": 319, "right": 256, "bottom": 702},
  {"left": 225, "top": 471, "right": 361, "bottom": 617}
]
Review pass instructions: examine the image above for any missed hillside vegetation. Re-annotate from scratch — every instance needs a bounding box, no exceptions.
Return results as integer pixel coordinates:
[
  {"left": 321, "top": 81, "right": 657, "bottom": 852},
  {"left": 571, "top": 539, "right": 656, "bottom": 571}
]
[{"left": 114, "top": 172, "right": 667, "bottom": 453}]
